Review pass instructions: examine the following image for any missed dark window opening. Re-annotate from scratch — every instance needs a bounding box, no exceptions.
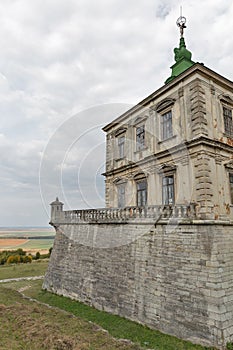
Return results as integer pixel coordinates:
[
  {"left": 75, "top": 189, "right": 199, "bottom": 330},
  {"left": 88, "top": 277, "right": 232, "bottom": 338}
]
[
  {"left": 223, "top": 107, "right": 233, "bottom": 137},
  {"left": 161, "top": 111, "right": 173, "bottom": 140},
  {"left": 137, "top": 180, "right": 147, "bottom": 207},
  {"left": 136, "top": 125, "right": 145, "bottom": 151},
  {"left": 229, "top": 173, "right": 233, "bottom": 204},
  {"left": 162, "top": 175, "right": 175, "bottom": 205}
]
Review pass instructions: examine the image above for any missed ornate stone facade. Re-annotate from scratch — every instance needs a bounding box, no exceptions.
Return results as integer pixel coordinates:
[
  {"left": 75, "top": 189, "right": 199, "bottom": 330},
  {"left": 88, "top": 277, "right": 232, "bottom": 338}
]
[{"left": 103, "top": 64, "right": 233, "bottom": 221}]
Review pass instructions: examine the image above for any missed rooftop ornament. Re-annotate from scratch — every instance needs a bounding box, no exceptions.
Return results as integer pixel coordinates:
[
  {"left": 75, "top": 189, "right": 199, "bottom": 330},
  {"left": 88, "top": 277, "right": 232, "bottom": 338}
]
[
  {"left": 165, "top": 11, "right": 195, "bottom": 84},
  {"left": 176, "top": 14, "right": 186, "bottom": 38}
]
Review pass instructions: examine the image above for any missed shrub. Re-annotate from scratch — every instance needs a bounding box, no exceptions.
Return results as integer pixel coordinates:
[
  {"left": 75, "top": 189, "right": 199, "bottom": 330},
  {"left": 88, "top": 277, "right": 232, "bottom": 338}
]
[
  {"left": 35, "top": 252, "right": 41, "bottom": 260},
  {"left": 6, "top": 255, "right": 21, "bottom": 264},
  {"left": 23, "top": 255, "right": 32, "bottom": 263},
  {"left": 16, "top": 248, "right": 26, "bottom": 256}
]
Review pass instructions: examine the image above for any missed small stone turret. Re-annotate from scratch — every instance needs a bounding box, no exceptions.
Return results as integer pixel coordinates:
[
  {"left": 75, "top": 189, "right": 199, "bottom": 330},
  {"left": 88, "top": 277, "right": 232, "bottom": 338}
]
[{"left": 50, "top": 197, "right": 64, "bottom": 224}]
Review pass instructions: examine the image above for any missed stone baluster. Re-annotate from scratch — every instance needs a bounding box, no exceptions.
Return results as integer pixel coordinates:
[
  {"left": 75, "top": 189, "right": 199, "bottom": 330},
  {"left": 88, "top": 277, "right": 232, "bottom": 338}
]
[{"left": 182, "top": 206, "right": 188, "bottom": 218}]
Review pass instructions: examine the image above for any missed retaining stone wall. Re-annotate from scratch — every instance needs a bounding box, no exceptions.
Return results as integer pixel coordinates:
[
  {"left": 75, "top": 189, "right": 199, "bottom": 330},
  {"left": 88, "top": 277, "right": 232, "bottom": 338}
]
[{"left": 43, "top": 222, "right": 233, "bottom": 349}]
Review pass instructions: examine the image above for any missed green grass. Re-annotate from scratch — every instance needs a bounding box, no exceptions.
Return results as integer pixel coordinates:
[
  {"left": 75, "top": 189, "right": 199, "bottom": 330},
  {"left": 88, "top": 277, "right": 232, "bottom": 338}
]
[
  {"left": 0, "top": 285, "right": 139, "bottom": 350},
  {"left": 0, "top": 263, "right": 217, "bottom": 350},
  {"left": 0, "top": 261, "right": 48, "bottom": 280},
  {"left": 21, "top": 280, "right": 216, "bottom": 350}
]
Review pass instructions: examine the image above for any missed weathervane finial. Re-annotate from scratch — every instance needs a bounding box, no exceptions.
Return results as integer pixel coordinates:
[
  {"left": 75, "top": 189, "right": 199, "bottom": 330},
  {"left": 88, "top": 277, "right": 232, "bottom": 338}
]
[{"left": 176, "top": 6, "right": 186, "bottom": 37}]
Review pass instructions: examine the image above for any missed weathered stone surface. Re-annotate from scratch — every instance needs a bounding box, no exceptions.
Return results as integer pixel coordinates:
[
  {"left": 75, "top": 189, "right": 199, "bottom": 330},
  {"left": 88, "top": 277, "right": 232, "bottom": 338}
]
[{"left": 43, "top": 222, "right": 233, "bottom": 349}]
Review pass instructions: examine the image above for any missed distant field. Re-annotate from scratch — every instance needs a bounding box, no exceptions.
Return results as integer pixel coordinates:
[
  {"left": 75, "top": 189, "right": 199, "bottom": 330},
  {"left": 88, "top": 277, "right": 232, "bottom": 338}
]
[
  {"left": 0, "top": 227, "right": 55, "bottom": 253},
  {"left": 0, "top": 227, "right": 55, "bottom": 238}
]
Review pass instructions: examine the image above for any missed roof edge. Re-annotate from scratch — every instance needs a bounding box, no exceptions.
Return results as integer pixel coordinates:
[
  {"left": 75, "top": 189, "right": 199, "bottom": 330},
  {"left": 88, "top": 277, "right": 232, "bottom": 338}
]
[{"left": 103, "top": 63, "right": 233, "bottom": 132}]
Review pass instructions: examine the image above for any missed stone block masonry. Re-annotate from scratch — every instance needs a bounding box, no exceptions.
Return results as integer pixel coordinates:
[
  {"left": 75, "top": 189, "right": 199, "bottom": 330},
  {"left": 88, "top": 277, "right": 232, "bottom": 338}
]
[{"left": 43, "top": 221, "right": 233, "bottom": 349}]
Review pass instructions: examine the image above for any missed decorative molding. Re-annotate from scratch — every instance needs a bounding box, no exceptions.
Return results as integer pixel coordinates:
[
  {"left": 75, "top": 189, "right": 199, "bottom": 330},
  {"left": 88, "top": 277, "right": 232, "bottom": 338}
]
[
  {"left": 132, "top": 115, "right": 148, "bottom": 126},
  {"left": 224, "top": 160, "right": 233, "bottom": 170},
  {"left": 157, "top": 163, "right": 176, "bottom": 174},
  {"left": 219, "top": 94, "right": 233, "bottom": 107},
  {"left": 210, "top": 85, "right": 215, "bottom": 95},
  {"left": 189, "top": 80, "right": 208, "bottom": 137},
  {"left": 113, "top": 177, "right": 128, "bottom": 184},
  {"left": 133, "top": 172, "right": 148, "bottom": 181},
  {"left": 178, "top": 87, "right": 184, "bottom": 98},
  {"left": 155, "top": 98, "right": 176, "bottom": 113},
  {"left": 114, "top": 127, "right": 127, "bottom": 137}
]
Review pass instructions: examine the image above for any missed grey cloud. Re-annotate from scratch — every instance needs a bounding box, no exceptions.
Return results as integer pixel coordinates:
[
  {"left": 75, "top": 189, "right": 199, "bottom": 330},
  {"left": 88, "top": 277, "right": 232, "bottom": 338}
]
[{"left": 0, "top": 0, "right": 232, "bottom": 225}]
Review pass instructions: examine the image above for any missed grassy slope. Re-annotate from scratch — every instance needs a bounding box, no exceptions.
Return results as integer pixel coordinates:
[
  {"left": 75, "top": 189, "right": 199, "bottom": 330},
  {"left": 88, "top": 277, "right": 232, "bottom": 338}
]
[
  {"left": 0, "top": 261, "right": 48, "bottom": 279},
  {"left": 0, "top": 263, "right": 217, "bottom": 350},
  {"left": 0, "top": 286, "right": 140, "bottom": 350}
]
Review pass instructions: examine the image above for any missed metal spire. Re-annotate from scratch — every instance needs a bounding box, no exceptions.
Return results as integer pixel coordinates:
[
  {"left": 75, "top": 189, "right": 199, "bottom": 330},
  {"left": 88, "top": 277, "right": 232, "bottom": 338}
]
[{"left": 176, "top": 6, "right": 186, "bottom": 37}]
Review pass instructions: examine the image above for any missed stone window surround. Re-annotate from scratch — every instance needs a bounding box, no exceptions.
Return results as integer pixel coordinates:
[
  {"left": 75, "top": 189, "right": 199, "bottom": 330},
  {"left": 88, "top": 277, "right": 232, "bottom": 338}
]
[
  {"left": 160, "top": 109, "right": 173, "bottom": 141},
  {"left": 113, "top": 178, "right": 127, "bottom": 208},
  {"left": 219, "top": 94, "right": 233, "bottom": 137},
  {"left": 114, "top": 127, "right": 127, "bottom": 160},
  {"left": 229, "top": 173, "right": 233, "bottom": 205},
  {"left": 158, "top": 165, "right": 176, "bottom": 206},
  {"left": 225, "top": 163, "right": 233, "bottom": 205},
  {"left": 117, "top": 135, "right": 125, "bottom": 159},
  {"left": 132, "top": 115, "right": 148, "bottom": 153},
  {"left": 136, "top": 124, "right": 146, "bottom": 151},
  {"left": 117, "top": 182, "right": 126, "bottom": 208},
  {"left": 223, "top": 105, "right": 233, "bottom": 137},
  {"left": 155, "top": 98, "right": 176, "bottom": 142},
  {"left": 134, "top": 173, "right": 148, "bottom": 207},
  {"left": 162, "top": 173, "right": 175, "bottom": 205}
]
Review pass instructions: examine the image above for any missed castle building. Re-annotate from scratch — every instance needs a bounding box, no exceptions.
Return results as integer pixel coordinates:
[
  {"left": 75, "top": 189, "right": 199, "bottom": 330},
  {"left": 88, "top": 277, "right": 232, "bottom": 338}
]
[
  {"left": 102, "top": 20, "right": 233, "bottom": 221},
  {"left": 43, "top": 17, "right": 233, "bottom": 349}
]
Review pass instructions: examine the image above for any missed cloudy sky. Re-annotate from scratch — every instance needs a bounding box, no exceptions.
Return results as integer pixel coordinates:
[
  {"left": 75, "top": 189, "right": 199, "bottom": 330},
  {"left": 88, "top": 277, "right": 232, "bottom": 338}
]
[{"left": 0, "top": 0, "right": 232, "bottom": 226}]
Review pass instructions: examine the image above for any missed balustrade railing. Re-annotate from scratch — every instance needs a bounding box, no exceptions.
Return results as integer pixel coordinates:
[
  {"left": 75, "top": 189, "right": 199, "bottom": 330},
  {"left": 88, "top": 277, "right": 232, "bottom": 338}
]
[{"left": 58, "top": 204, "right": 197, "bottom": 223}]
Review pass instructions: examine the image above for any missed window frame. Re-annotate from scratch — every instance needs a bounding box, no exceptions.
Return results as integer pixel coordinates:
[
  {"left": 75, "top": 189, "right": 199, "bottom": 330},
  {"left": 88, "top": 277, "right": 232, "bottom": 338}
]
[
  {"left": 117, "top": 135, "right": 125, "bottom": 159},
  {"left": 219, "top": 95, "right": 233, "bottom": 138},
  {"left": 162, "top": 173, "right": 175, "bottom": 205},
  {"left": 114, "top": 127, "right": 127, "bottom": 160},
  {"left": 155, "top": 98, "right": 175, "bottom": 143},
  {"left": 229, "top": 173, "right": 233, "bottom": 204},
  {"left": 117, "top": 182, "right": 126, "bottom": 208},
  {"left": 136, "top": 178, "right": 147, "bottom": 207},
  {"left": 223, "top": 105, "right": 233, "bottom": 137},
  {"left": 161, "top": 110, "right": 173, "bottom": 141},
  {"left": 136, "top": 124, "right": 145, "bottom": 151}
]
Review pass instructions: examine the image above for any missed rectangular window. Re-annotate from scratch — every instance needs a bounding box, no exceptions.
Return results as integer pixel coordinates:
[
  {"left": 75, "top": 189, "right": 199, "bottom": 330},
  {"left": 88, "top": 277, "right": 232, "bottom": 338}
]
[
  {"left": 223, "top": 107, "right": 233, "bottom": 137},
  {"left": 229, "top": 174, "right": 233, "bottom": 204},
  {"left": 162, "top": 175, "right": 175, "bottom": 205},
  {"left": 161, "top": 111, "right": 173, "bottom": 140},
  {"left": 117, "top": 184, "right": 125, "bottom": 208},
  {"left": 118, "top": 136, "right": 125, "bottom": 159},
  {"left": 136, "top": 125, "right": 145, "bottom": 151},
  {"left": 137, "top": 180, "right": 147, "bottom": 207}
]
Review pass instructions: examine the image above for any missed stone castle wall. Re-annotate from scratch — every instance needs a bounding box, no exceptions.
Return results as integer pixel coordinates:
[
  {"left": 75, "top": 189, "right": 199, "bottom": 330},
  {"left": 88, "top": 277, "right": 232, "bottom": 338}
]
[{"left": 43, "top": 221, "right": 233, "bottom": 349}]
